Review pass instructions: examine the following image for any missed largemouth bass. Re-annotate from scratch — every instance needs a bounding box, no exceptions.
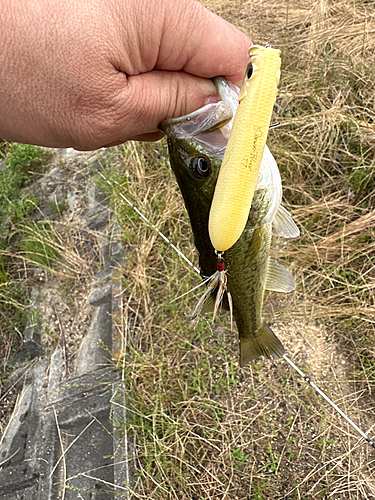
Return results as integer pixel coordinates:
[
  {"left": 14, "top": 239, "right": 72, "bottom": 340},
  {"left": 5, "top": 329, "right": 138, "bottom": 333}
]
[{"left": 160, "top": 78, "right": 299, "bottom": 367}]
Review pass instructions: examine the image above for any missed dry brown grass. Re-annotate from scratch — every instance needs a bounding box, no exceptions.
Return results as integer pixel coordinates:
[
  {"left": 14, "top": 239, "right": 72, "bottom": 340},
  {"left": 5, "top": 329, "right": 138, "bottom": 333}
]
[{"left": 95, "top": 1, "right": 375, "bottom": 498}]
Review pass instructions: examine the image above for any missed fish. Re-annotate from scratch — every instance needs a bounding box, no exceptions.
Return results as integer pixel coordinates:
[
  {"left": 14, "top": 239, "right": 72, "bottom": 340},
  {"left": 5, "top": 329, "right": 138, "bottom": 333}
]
[{"left": 160, "top": 78, "right": 299, "bottom": 367}]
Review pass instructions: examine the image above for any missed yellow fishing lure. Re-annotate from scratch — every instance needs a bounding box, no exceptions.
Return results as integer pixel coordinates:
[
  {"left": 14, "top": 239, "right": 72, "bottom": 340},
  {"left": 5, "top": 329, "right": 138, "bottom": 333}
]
[{"left": 208, "top": 45, "right": 281, "bottom": 252}]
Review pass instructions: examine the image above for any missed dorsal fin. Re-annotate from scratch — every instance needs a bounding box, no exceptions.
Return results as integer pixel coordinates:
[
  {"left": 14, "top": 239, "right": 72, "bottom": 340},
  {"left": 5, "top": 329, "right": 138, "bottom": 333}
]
[
  {"left": 266, "top": 258, "right": 296, "bottom": 292},
  {"left": 273, "top": 205, "right": 299, "bottom": 238}
]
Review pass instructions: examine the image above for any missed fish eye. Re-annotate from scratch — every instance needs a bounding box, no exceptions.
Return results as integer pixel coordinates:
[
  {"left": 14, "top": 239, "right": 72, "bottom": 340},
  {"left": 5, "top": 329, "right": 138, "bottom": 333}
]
[
  {"left": 189, "top": 156, "right": 210, "bottom": 179},
  {"left": 246, "top": 63, "right": 253, "bottom": 79}
]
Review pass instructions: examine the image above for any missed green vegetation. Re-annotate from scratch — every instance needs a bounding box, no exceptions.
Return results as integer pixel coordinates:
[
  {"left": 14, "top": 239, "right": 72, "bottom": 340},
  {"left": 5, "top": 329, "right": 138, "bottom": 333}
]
[
  {"left": 0, "top": 142, "right": 45, "bottom": 236},
  {"left": 4, "top": 142, "right": 44, "bottom": 176},
  {"left": 0, "top": 143, "right": 47, "bottom": 371}
]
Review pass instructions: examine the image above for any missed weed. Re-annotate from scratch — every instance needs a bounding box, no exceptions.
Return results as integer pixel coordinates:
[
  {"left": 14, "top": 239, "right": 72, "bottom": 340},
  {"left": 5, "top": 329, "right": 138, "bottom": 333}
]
[{"left": 0, "top": 144, "right": 48, "bottom": 377}]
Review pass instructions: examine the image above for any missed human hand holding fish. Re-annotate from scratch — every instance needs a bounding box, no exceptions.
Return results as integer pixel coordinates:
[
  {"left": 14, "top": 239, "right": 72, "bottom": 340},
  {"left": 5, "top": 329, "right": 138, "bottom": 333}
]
[{"left": 0, "top": 0, "right": 250, "bottom": 150}]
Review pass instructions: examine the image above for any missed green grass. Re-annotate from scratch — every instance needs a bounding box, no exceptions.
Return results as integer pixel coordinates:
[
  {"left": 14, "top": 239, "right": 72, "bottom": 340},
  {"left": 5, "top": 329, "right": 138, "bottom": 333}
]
[
  {"left": 0, "top": 143, "right": 45, "bottom": 242},
  {"left": 0, "top": 143, "right": 48, "bottom": 370}
]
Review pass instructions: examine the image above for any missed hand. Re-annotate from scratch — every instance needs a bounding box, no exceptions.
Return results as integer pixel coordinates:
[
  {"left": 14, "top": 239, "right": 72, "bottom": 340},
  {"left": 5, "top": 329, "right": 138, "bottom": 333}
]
[{"left": 0, "top": 0, "right": 250, "bottom": 150}]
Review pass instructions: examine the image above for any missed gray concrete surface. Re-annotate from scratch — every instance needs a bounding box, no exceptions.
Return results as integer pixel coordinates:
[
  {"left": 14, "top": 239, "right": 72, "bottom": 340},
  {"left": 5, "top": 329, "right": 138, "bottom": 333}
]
[{"left": 0, "top": 150, "right": 134, "bottom": 499}]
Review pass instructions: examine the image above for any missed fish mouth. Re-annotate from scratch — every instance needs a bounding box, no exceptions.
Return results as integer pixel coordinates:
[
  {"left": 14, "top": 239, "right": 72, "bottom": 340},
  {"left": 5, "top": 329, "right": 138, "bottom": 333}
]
[{"left": 159, "top": 78, "right": 239, "bottom": 155}]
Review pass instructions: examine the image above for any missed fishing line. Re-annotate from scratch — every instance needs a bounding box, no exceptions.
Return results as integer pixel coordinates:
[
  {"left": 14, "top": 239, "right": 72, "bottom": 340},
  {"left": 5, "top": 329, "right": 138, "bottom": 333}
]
[
  {"left": 96, "top": 169, "right": 200, "bottom": 274},
  {"left": 282, "top": 355, "right": 375, "bottom": 449},
  {"left": 97, "top": 168, "right": 375, "bottom": 450}
]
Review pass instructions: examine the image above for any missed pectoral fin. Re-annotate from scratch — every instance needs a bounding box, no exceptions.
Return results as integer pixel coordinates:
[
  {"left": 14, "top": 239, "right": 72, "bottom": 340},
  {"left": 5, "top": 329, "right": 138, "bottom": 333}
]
[
  {"left": 266, "top": 258, "right": 296, "bottom": 292},
  {"left": 239, "top": 322, "right": 285, "bottom": 367},
  {"left": 273, "top": 205, "right": 300, "bottom": 238}
]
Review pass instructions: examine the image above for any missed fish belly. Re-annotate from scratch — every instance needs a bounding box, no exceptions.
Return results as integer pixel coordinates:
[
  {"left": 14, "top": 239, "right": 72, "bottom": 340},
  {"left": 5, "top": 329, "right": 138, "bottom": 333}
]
[{"left": 227, "top": 224, "right": 285, "bottom": 366}]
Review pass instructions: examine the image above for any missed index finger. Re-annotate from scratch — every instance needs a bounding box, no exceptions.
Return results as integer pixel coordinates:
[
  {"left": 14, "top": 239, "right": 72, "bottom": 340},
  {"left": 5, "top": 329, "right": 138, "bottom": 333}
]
[
  {"left": 117, "top": 0, "right": 251, "bottom": 87},
  {"left": 158, "top": 1, "right": 251, "bottom": 86}
]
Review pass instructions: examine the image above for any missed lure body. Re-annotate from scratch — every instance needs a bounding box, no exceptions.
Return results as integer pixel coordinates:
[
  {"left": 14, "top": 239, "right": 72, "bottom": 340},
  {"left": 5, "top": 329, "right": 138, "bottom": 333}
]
[{"left": 208, "top": 45, "right": 281, "bottom": 252}]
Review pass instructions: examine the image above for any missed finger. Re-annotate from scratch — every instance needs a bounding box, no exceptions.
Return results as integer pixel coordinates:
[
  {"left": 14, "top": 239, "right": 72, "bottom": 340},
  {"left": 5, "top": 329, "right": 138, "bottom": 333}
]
[
  {"left": 75, "top": 70, "right": 218, "bottom": 149},
  {"left": 158, "top": 1, "right": 251, "bottom": 86},
  {"left": 117, "top": 0, "right": 251, "bottom": 88}
]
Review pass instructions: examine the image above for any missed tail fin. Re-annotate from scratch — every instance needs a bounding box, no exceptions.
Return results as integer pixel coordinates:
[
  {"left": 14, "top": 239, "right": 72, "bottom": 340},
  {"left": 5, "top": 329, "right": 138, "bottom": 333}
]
[{"left": 239, "top": 322, "right": 285, "bottom": 367}]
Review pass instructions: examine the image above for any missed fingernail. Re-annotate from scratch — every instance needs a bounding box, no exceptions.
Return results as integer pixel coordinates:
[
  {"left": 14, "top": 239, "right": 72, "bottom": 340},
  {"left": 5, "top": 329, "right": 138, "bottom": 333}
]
[{"left": 198, "top": 79, "right": 219, "bottom": 105}]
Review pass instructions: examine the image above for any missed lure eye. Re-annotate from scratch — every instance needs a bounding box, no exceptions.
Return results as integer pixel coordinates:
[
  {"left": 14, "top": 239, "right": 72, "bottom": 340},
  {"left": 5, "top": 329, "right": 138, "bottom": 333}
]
[
  {"left": 246, "top": 63, "right": 253, "bottom": 79},
  {"left": 189, "top": 156, "right": 210, "bottom": 179}
]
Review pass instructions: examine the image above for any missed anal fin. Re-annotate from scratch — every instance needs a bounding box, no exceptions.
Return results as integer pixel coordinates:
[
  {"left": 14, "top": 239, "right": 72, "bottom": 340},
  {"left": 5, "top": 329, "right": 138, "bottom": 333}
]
[{"left": 239, "top": 322, "right": 285, "bottom": 367}]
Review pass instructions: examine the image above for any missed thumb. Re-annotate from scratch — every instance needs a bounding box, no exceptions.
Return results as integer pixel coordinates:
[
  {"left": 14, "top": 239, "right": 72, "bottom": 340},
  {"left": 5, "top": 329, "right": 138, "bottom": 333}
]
[{"left": 105, "top": 70, "right": 219, "bottom": 145}]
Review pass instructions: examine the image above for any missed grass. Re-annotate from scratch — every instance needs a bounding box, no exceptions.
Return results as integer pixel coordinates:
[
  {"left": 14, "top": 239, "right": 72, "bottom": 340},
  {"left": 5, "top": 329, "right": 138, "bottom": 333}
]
[
  {"left": 1, "top": 0, "right": 375, "bottom": 497},
  {"left": 92, "top": 1, "right": 375, "bottom": 498},
  {"left": 0, "top": 142, "right": 48, "bottom": 373}
]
